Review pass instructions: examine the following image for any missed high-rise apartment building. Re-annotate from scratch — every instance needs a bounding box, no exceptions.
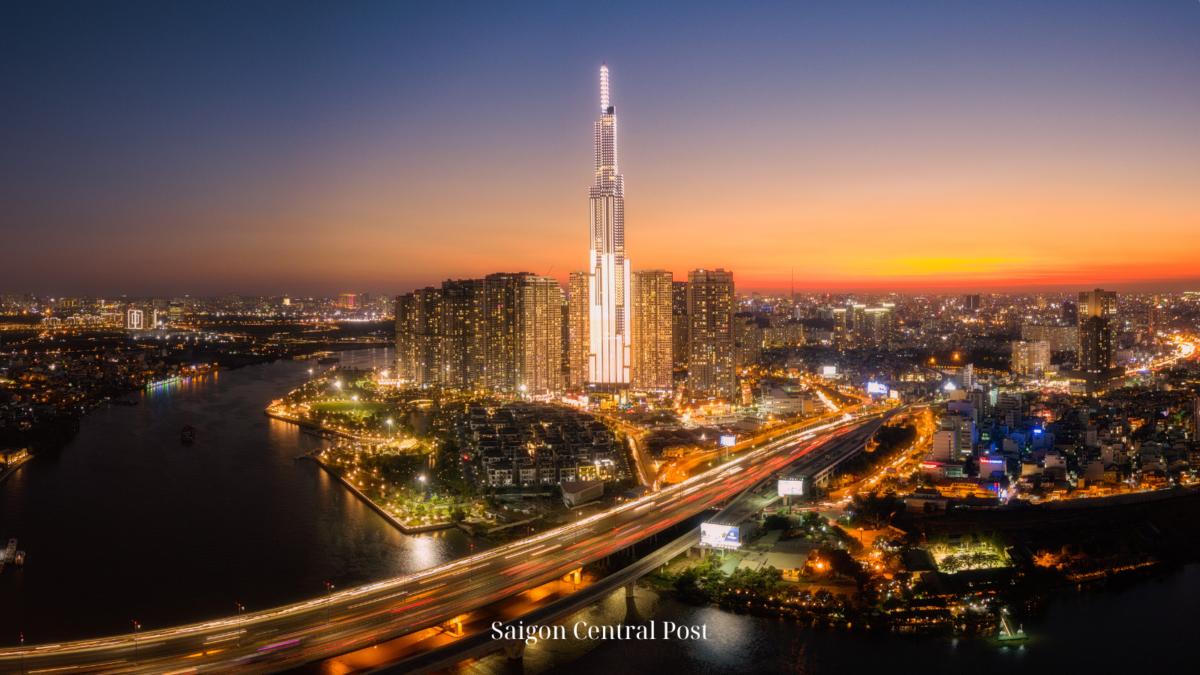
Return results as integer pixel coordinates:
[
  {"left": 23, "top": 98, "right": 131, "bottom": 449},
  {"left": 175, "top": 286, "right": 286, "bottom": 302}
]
[
  {"left": 832, "top": 307, "right": 849, "bottom": 348},
  {"left": 1011, "top": 340, "right": 1051, "bottom": 376},
  {"left": 1073, "top": 288, "right": 1123, "bottom": 394},
  {"left": 567, "top": 272, "right": 592, "bottom": 389},
  {"left": 860, "top": 305, "right": 894, "bottom": 347},
  {"left": 687, "top": 269, "right": 735, "bottom": 397},
  {"left": 953, "top": 363, "right": 975, "bottom": 391},
  {"left": 481, "top": 273, "right": 523, "bottom": 392},
  {"left": 441, "top": 279, "right": 484, "bottom": 389},
  {"left": 397, "top": 275, "right": 563, "bottom": 394},
  {"left": 734, "top": 314, "right": 763, "bottom": 368},
  {"left": 849, "top": 304, "right": 868, "bottom": 346},
  {"left": 1021, "top": 323, "right": 1078, "bottom": 352},
  {"left": 394, "top": 287, "right": 443, "bottom": 385},
  {"left": 338, "top": 293, "right": 357, "bottom": 310},
  {"left": 586, "top": 64, "right": 632, "bottom": 386},
  {"left": 630, "top": 270, "right": 674, "bottom": 390},
  {"left": 516, "top": 276, "right": 565, "bottom": 394},
  {"left": 672, "top": 281, "right": 689, "bottom": 366},
  {"left": 1077, "top": 289, "right": 1116, "bottom": 326}
]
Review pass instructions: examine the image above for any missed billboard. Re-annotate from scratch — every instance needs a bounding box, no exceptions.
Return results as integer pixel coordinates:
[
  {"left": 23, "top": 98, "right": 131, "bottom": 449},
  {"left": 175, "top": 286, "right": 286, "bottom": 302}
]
[
  {"left": 866, "top": 382, "right": 889, "bottom": 396},
  {"left": 778, "top": 478, "right": 805, "bottom": 496},
  {"left": 701, "top": 523, "right": 742, "bottom": 549},
  {"left": 889, "top": 389, "right": 900, "bottom": 400},
  {"left": 719, "top": 435, "right": 737, "bottom": 447},
  {"left": 821, "top": 366, "right": 837, "bottom": 377}
]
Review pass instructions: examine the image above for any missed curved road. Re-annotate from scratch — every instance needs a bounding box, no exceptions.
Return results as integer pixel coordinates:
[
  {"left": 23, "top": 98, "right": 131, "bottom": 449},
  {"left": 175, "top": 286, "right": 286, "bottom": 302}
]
[{"left": 0, "top": 409, "right": 877, "bottom": 675}]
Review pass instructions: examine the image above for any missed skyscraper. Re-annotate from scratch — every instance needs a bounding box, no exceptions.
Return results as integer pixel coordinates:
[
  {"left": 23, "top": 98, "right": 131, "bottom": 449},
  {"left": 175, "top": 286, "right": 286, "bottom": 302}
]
[
  {"left": 481, "top": 273, "right": 523, "bottom": 392},
  {"left": 860, "top": 305, "right": 894, "bottom": 348},
  {"left": 394, "top": 287, "right": 443, "bottom": 385},
  {"left": 1073, "top": 288, "right": 1123, "bottom": 394},
  {"left": 397, "top": 275, "right": 563, "bottom": 393},
  {"left": 516, "top": 276, "right": 565, "bottom": 394},
  {"left": 672, "top": 281, "right": 689, "bottom": 366},
  {"left": 567, "top": 271, "right": 592, "bottom": 389},
  {"left": 441, "top": 279, "right": 485, "bottom": 389},
  {"left": 734, "top": 314, "right": 763, "bottom": 368},
  {"left": 587, "top": 64, "right": 632, "bottom": 386},
  {"left": 687, "top": 269, "right": 735, "bottom": 397},
  {"left": 630, "top": 270, "right": 674, "bottom": 390},
  {"left": 1011, "top": 340, "right": 1051, "bottom": 376}
]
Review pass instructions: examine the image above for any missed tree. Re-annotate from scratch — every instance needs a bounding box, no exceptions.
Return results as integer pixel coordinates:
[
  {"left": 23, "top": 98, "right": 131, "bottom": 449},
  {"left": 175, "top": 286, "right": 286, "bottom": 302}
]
[
  {"left": 762, "top": 514, "right": 791, "bottom": 531},
  {"left": 672, "top": 568, "right": 708, "bottom": 604},
  {"left": 824, "top": 549, "right": 861, "bottom": 580}
]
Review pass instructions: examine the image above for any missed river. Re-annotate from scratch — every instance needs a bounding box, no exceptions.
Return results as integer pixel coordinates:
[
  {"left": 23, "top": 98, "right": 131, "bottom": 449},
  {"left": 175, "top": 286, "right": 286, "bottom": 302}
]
[
  {"left": 2, "top": 350, "right": 1195, "bottom": 672},
  {"left": 446, "top": 563, "right": 1198, "bottom": 675},
  {"left": 0, "top": 348, "right": 484, "bottom": 644}
]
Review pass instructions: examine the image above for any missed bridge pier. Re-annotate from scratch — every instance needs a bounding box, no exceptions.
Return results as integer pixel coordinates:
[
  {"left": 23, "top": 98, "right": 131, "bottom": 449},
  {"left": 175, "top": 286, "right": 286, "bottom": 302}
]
[
  {"left": 624, "top": 582, "right": 635, "bottom": 598},
  {"left": 504, "top": 640, "right": 527, "bottom": 660},
  {"left": 442, "top": 615, "right": 466, "bottom": 638}
]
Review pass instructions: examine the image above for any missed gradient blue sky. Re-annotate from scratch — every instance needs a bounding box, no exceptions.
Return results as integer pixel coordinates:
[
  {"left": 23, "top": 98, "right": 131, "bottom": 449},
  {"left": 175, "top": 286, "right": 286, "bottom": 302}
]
[{"left": 2, "top": 1, "right": 1198, "bottom": 297}]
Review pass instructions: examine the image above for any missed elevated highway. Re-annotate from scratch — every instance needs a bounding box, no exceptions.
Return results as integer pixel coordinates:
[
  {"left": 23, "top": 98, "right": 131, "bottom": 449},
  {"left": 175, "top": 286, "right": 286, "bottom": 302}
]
[{"left": 0, "top": 408, "right": 890, "bottom": 675}]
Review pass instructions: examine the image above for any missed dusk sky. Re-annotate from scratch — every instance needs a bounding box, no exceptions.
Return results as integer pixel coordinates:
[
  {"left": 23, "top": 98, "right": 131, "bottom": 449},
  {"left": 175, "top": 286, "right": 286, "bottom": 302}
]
[{"left": 2, "top": 1, "right": 1198, "bottom": 297}]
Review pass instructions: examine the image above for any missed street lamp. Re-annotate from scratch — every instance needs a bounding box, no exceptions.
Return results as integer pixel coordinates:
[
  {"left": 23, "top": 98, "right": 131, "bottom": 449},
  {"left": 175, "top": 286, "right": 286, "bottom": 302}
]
[
  {"left": 132, "top": 621, "right": 140, "bottom": 665},
  {"left": 325, "top": 583, "right": 334, "bottom": 624},
  {"left": 237, "top": 603, "right": 244, "bottom": 646}
]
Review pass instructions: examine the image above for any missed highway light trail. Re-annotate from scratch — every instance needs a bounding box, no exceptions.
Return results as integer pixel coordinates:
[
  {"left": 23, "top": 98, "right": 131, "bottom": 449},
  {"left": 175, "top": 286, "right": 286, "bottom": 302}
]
[{"left": 0, "top": 407, "right": 879, "bottom": 675}]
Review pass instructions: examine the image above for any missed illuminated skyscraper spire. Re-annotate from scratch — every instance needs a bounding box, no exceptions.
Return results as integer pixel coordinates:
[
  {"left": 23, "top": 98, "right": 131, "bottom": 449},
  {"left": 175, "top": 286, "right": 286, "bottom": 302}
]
[
  {"left": 587, "top": 63, "right": 631, "bottom": 385},
  {"left": 600, "top": 63, "right": 609, "bottom": 110}
]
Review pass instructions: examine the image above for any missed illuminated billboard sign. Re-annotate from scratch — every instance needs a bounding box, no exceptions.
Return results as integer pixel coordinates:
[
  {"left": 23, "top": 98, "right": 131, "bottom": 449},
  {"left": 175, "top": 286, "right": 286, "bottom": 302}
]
[
  {"left": 700, "top": 523, "right": 742, "bottom": 549},
  {"left": 778, "top": 478, "right": 805, "bottom": 496},
  {"left": 866, "top": 382, "right": 889, "bottom": 396},
  {"left": 889, "top": 389, "right": 900, "bottom": 400},
  {"left": 821, "top": 366, "right": 837, "bottom": 376},
  {"left": 719, "top": 435, "right": 737, "bottom": 447}
]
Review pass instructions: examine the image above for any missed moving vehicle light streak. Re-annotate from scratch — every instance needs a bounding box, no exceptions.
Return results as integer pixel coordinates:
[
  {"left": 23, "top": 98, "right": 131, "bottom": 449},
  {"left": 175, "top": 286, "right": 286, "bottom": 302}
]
[{"left": 0, "top": 408, "right": 878, "bottom": 675}]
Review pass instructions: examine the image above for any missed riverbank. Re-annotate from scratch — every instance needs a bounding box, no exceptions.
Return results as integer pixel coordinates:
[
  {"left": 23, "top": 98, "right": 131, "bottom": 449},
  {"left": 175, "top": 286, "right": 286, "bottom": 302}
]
[
  {"left": 0, "top": 453, "right": 33, "bottom": 486},
  {"left": 0, "top": 346, "right": 490, "bottom": 644},
  {"left": 297, "top": 453, "right": 457, "bottom": 535}
]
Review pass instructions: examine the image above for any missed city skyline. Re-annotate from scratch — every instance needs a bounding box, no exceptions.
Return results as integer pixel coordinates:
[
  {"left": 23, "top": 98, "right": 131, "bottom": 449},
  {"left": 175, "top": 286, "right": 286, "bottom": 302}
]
[
  {"left": 3, "top": 1, "right": 1200, "bottom": 297},
  {"left": 5, "top": 4, "right": 1200, "bottom": 673}
]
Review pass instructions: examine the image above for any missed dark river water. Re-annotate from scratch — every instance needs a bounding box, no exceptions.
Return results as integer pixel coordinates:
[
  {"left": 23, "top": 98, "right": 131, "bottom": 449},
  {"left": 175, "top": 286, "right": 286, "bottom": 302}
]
[
  {"left": 456, "top": 563, "right": 1199, "bottom": 675},
  {"left": 2, "top": 349, "right": 1196, "bottom": 674},
  {"left": 0, "top": 348, "right": 484, "bottom": 645}
]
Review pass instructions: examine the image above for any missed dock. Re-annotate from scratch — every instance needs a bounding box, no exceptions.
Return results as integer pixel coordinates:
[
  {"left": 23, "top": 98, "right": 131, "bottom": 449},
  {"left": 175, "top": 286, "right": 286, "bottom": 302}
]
[{"left": 998, "top": 613, "right": 1027, "bottom": 642}]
